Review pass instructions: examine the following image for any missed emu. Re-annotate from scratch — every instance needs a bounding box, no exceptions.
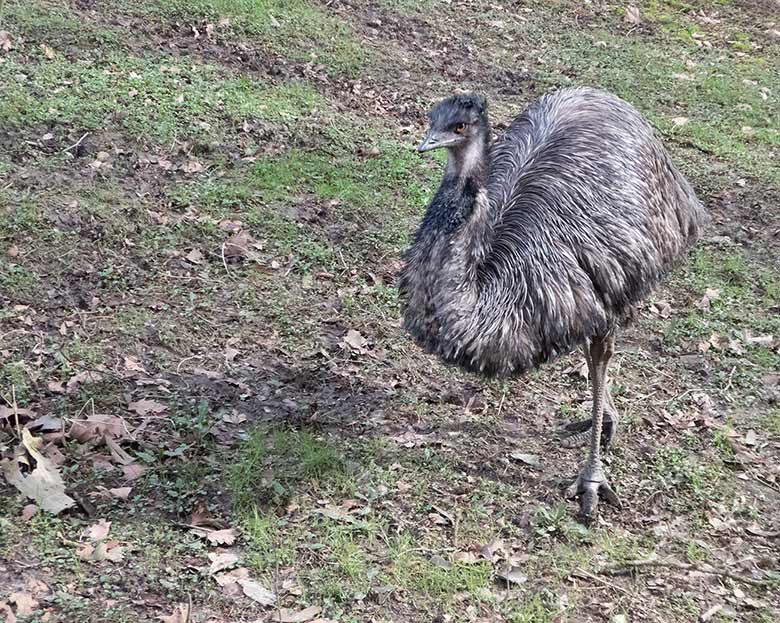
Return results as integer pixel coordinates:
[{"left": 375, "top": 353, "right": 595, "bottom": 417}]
[{"left": 399, "top": 87, "right": 706, "bottom": 518}]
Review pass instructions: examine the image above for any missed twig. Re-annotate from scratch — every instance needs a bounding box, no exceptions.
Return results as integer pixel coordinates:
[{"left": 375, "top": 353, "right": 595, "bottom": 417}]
[
  {"left": 12, "top": 385, "right": 21, "bottom": 438},
  {"left": 62, "top": 132, "right": 90, "bottom": 153},
  {"left": 220, "top": 242, "right": 238, "bottom": 282},
  {"left": 600, "top": 558, "right": 772, "bottom": 587}
]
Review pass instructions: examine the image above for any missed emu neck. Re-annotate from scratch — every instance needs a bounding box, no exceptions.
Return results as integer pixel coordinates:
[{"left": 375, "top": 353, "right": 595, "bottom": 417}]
[{"left": 446, "top": 134, "right": 490, "bottom": 188}]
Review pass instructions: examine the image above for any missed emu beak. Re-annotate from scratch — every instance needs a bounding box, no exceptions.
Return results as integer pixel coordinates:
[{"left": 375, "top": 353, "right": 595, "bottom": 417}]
[{"left": 418, "top": 130, "right": 446, "bottom": 153}]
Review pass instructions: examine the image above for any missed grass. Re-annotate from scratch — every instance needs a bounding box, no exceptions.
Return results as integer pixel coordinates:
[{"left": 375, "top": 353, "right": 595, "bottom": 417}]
[
  {"left": 129, "top": 0, "right": 368, "bottom": 76},
  {"left": 227, "top": 427, "right": 346, "bottom": 509},
  {"left": 0, "top": 53, "right": 324, "bottom": 145},
  {"left": 524, "top": 14, "right": 780, "bottom": 184},
  {"left": 2, "top": 0, "right": 780, "bottom": 621}
]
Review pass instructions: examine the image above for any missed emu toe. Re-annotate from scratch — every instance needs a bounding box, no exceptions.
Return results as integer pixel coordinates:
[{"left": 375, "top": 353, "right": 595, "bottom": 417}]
[{"left": 566, "top": 463, "right": 622, "bottom": 520}]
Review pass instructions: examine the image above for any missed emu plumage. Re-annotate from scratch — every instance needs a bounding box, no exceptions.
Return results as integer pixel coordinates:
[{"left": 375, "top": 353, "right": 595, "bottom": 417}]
[{"left": 399, "top": 87, "right": 706, "bottom": 517}]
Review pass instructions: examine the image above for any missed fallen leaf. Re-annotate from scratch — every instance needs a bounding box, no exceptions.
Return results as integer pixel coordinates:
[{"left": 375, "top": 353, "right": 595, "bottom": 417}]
[
  {"left": 223, "top": 230, "right": 251, "bottom": 259},
  {"left": 509, "top": 451, "right": 542, "bottom": 470},
  {"left": 0, "top": 428, "right": 76, "bottom": 514},
  {"left": 221, "top": 410, "right": 247, "bottom": 424},
  {"left": 69, "top": 414, "right": 128, "bottom": 442},
  {"left": 208, "top": 552, "right": 240, "bottom": 574},
  {"left": 182, "top": 160, "right": 204, "bottom": 174},
  {"left": 0, "top": 405, "right": 36, "bottom": 422},
  {"left": 9, "top": 592, "right": 36, "bottom": 616},
  {"left": 0, "top": 601, "right": 16, "bottom": 623},
  {"left": 224, "top": 345, "right": 240, "bottom": 363},
  {"left": 86, "top": 519, "right": 112, "bottom": 541},
  {"left": 272, "top": 606, "right": 322, "bottom": 623},
  {"left": 185, "top": 248, "right": 204, "bottom": 264},
  {"left": 66, "top": 371, "right": 103, "bottom": 393},
  {"left": 104, "top": 436, "right": 135, "bottom": 465},
  {"left": 78, "top": 540, "right": 125, "bottom": 563},
  {"left": 47, "top": 381, "right": 65, "bottom": 394},
  {"left": 745, "top": 333, "right": 774, "bottom": 347},
  {"left": 0, "top": 31, "right": 13, "bottom": 52},
  {"left": 41, "top": 43, "right": 55, "bottom": 59},
  {"left": 237, "top": 577, "right": 276, "bottom": 606},
  {"left": 122, "top": 463, "right": 147, "bottom": 481},
  {"left": 190, "top": 526, "right": 238, "bottom": 545},
  {"left": 157, "top": 603, "right": 190, "bottom": 623},
  {"left": 496, "top": 565, "right": 528, "bottom": 585},
  {"left": 343, "top": 329, "right": 367, "bottom": 352},
  {"left": 123, "top": 356, "right": 148, "bottom": 374},
  {"left": 624, "top": 6, "right": 642, "bottom": 25},
  {"left": 109, "top": 487, "right": 132, "bottom": 500},
  {"left": 27, "top": 415, "right": 63, "bottom": 433},
  {"left": 128, "top": 399, "right": 168, "bottom": 416},
  {"left": 21, "top": 504, "right": 38, "bottom": 521},
  {"left": 696, "top": 287, "right": 721, "bottom": 310},
  {"left": 671, "top": 116, "right": 689, "bottom": 126},
  {"left": 214, "top": 566, "right": 249, "bottom": 587}
]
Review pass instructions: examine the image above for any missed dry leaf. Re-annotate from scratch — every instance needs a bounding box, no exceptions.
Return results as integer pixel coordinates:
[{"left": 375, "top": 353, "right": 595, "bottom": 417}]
[
  {"left": 0, "top": 31, "right": 13, "bottom": 52},
  {"left": 221, "top": 410, "right": 247, "bottom": 424},
  {"left": 128, "top": 399, "right": 168, "bottom": 416},
  {"left": 86, "top": 519, "right": 112, "bottom": 541},
  {"left": 185, "top": 248, "right": 204, "bottom": 264},
  {"left": 0, "top": 601, "right": 17, "bottom": 623},
  {"left": 9, "top": 592, "right": 36, "bottom": 616},
  {"left": 237, "top": 577, "right": 276, "bottom": 606},
  {"left": 123, "top": 356, "right": 148, "bottom": 374},
  {"left": 509, "top": 451, "right": 542, "bottom": 469},
  {"left": 182, "top": 160, "right": 204, "bottom": 174},
  {"left": 190, "top": 526, "right": 238, "bottom": 545},
  {"left": 343, "top": 329, "right": 367, "bottom": 352},
  {"left": 224, "top": 345, "right": 240, "bottom": 363},
  {"left": 66, "top": 371, "right": 103, "bottom": 393},
  {"left": 21, "top": 504, "right": 38, "bottom": 521},
  {"left": 78, "top": 540, "right": 125, "bottom": 563},
  {"left": 696, "top": 287, "right": 721, "bottom": 311},
  {"left": 624, "top": 6, "right": 642, "bottom": 25},
  {"left": 671, "top": 116, "right": 689, "bottom": 126},
  {"left": 157, "top": 603, "right": 190, "bottom": 623},
  {"left": 41, "top": 43, "right": 55, "bottom": 59},
  {"left": 109, "top": 486, "right": 132, "bottom": 500},
  {"left": 214, "top": 566, "right": 249, "bottom": 588},
  {"left": 272, "top": 606, "right": 322, "bottom": 623},
  {"left": 0, "top": 428, "right": 76, "bottom": 514},
  {"left": 122, "top": 463, "right": 147, "bottom": 481},
  {"left": 496, "top": 565, "right": 528, "bottom": 585},
  {"left": 208, "top": 552, "right": 239, "bottom": 574},
  {"left": 69, "top": 414, "right": 128, "bottom": 442},
  {"left": 223, "top": 230, "right": 251, "bottom": 259}
]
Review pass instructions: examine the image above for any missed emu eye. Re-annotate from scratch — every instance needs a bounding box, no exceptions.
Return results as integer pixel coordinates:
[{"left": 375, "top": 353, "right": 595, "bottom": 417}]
[{"left": 454, "top": 123, "right": 466, "bottom": 134}]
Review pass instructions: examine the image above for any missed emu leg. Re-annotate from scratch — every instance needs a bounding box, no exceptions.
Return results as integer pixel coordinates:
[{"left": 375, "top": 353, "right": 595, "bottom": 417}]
[
  {"left": 558, "top": 344, "right": 619, "bottom": 449},
  {"left": 566, "top": 333, "right": 622, "bottom": 518}
]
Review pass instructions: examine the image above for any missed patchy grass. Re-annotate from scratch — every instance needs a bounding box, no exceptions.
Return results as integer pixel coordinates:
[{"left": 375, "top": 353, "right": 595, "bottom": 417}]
[
  {"left": 0, "top": 53, "right": 323, "bottom": 144},
  {"left": 1, "top": 0, "right": 780, "bottom": 621}
]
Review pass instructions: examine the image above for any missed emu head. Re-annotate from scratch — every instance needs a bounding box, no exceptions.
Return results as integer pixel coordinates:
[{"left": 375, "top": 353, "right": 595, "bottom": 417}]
[{"left": 418, "top": 94, "right": 489, "bottom": 154}]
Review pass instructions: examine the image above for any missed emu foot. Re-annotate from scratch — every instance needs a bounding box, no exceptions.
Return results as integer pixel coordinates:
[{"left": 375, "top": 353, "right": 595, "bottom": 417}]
[
  {"left": 558, "top": 415, "right": 616, "bottom": 450},
  {"left": 566, "top": 462, "right": 622, "bottom": 520}
]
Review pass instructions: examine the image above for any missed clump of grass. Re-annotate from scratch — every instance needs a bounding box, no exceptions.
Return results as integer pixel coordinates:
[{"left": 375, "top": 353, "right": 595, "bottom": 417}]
[
  {"left": 227, "top": 427, "right": 345, "bottom": 509},
  {"left": 389, "top": 534, "right": 492, "bottom": 597},
  {"left": 650, "top": 446, "right": 729, "bottom": 504}
]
